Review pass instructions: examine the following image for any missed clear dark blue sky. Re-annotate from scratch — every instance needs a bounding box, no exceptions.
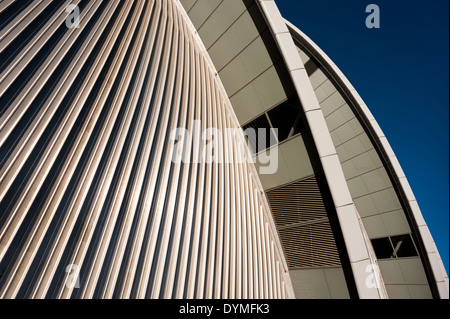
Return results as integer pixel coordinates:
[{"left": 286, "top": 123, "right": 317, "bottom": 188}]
[{"left": 275, "top": 0, "right": 449, "bottom": 274}]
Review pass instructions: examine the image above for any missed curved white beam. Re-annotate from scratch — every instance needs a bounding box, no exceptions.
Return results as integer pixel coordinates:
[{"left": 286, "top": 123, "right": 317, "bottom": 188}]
[
  {"left": 256, "top": 0, "right": 388, "bottom": 299},
  {"left": 285, "top": 18, "right": 448, "bottom": 299}
]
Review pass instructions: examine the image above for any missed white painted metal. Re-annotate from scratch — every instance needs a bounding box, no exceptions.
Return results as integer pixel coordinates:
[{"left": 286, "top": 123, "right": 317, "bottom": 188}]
[
  {"left": 256, "top": 0, "right": 388, "bottom": 299},
  {"left": 0, "top": 0, "right": 293, "bottom": 299}
]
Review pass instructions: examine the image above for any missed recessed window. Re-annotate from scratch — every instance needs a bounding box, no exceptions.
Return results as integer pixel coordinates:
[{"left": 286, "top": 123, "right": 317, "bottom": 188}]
[
  {"left": 242, "top": 101, "right": 305, "bottom": 154},
  {"left": 371, "top": 237, "right": 394, "bottom": 259},
  {"left": 371, "top": 234, "right": 419, "bottom": 260},
  {"left": 391, "top": 234, "right": 418, "bottom": 258},
  {"left": 267, "top": 101, "right": 304, "bottom": 142}
]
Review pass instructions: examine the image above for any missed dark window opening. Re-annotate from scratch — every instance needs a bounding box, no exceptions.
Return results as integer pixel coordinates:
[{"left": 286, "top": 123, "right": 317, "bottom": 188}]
[
  {"left": 242, "top": 100, "right": 305, "bottom": 154},
  {"left": 267, "top": 101, "right": 304, "bottom": 142},
  {"left": 391, "top": 234, "right": 418, "bottom": 258},
  {"left": 371, "top": 237, "right": 394, "bottom": 259},
  {"left": 371, "top": 234, "right": 419, "bottom": 260}
]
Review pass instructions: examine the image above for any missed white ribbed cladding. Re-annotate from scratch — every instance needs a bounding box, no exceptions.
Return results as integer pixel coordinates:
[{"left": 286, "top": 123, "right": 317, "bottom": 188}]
[
  {"left": 0, "top": 1, "right": 16, "bottom": 15},
  {"left": 0, "top": 0, "right": 50, "bottom": 48},
  {"left": 0, "top": 0, "right": 292, "bottom": 299},
  {"left": 0, "top": 0, "right": 82, "bottom": 96}
]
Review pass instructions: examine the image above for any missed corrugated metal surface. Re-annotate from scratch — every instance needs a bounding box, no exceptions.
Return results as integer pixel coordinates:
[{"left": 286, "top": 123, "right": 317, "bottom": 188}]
[
  {"left": 0, "top": 0, "right": 290, "bottom": 299},
  {"left": 267, "top": 177, "right": 341, "bottom": 268}
]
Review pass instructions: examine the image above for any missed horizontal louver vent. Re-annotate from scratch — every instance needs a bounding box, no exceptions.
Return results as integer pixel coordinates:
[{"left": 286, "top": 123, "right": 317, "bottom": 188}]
[
  {"left": 278, "top": 222, "right": 341, "bottom": 268},
  {"left": 267, "top": 177, "right": 327, "bottom": 227},
  {"left": 267, "top": 177, "right": 341, "bottom": 269}
]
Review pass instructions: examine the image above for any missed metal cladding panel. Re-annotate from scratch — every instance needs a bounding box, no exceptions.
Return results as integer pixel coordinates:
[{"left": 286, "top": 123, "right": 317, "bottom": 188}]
[
  {"left": 286, "top": 20, "right": 448, "bottom": 299},
  {"left": 0, "top": 0, "right": 291, "bottom": 299},
  {"left": 181, "top": 0, "right": 385, "bottom": 299}
]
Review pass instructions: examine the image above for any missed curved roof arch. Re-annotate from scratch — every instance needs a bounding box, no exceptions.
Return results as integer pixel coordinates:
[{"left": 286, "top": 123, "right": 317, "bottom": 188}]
[{"left": 284, "top": 18, "right": 449, "bottom": 299}]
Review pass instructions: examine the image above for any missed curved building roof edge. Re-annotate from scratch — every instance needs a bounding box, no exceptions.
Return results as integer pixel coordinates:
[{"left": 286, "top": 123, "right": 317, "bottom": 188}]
[
  {"left": 174, "top": 0, "right": 297, "bottom": 299},
  {"left": 255, "top": 0, "right": 388, "bottom": 299},
  {"left": 284, "top": 18, "right": 449, "bottom": 299}
]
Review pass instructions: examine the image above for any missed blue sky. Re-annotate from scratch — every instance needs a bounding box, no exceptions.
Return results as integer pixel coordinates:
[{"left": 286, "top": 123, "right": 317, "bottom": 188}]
[{"left": 275, "top": 0, "right": 449, "bottom": 274}]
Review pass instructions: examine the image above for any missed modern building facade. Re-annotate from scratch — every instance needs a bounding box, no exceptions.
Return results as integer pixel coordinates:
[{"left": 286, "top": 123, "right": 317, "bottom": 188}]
[{"left": 0, "top": 0, "right": 447, "bottom": 299}]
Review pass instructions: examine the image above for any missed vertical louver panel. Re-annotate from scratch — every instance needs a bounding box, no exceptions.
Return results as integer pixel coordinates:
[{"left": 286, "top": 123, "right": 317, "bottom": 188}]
[
  {"left": 0, "top": 0, "right": 290, "bottom": 299},
  {"left": 267, "top": 176, "right": 342, "bottom": 268}
]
